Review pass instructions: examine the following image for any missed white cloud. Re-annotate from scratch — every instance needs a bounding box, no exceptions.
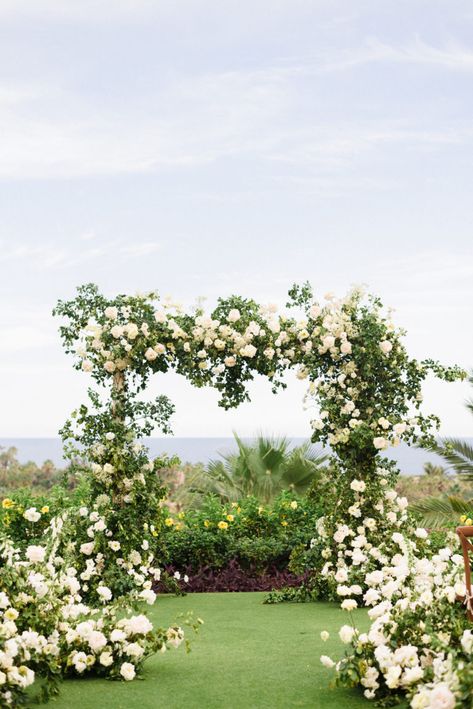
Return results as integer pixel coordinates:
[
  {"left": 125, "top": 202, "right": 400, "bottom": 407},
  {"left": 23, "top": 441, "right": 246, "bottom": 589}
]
[
  {"left": 0, "top": 239, "right": 164, "bottom": 270},
  {"left": 119, "top": 242, "right": 162, "bottom": 257},
  {"left": 0, "top": 57, "right": 469, "bottom": 182}
]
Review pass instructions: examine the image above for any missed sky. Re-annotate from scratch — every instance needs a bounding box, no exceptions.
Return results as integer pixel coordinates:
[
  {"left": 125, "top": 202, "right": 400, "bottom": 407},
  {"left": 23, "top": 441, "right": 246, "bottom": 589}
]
[{"left": 0, "top": 0, "right": 472, "bottom": 439}]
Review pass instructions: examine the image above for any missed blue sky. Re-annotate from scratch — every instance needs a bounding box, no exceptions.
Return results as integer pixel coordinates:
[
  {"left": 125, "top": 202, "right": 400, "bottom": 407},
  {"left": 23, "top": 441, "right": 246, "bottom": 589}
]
[{"left": 1, "top": 0, "right": 472, "bottom": 438}]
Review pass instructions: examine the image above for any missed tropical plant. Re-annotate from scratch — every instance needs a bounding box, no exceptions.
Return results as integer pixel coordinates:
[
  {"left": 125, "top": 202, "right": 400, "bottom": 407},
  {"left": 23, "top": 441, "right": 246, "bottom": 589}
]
[
  {"left": 411, "top": 373, "right": 473, "bottom": 527},
  {"left": 199, "top": 434, "right": 328, "bottom": 504}
]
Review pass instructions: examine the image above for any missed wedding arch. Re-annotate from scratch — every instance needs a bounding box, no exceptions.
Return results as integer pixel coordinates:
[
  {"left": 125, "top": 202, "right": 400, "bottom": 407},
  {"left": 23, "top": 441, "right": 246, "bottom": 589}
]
[
  {"left": 53, "top": 281, "right": 463, "bottom": 602},
  {"left": 0, "top": 281, "right": 467, "bottom": 708}
]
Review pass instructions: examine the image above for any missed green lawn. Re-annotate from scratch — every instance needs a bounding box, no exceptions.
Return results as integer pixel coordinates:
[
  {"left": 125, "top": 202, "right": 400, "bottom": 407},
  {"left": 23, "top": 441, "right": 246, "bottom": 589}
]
[{"left": 40, "top": 592, "right": 375, "bottom": 709}]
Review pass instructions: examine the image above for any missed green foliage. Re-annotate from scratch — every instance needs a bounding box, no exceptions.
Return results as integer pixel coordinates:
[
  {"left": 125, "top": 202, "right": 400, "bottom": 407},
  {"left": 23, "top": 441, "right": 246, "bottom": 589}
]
[
  {"left": 0, "top": 484, "right": 88, "bottom": 548},
  {"left": 199, "top": 434, "right": 328, "bottom": 504},
  {"left": 162, "top": 492, "right": 322, "bottom": 573},
  {"left": 411, "top": 495, "right": 473, "bottom": 529},
  {"left": 0, "top": 446, "right": 66, "bottom": 495},
  {"left": 432, "top": 438, "right": 473, "bottom": 479},
  {"left": 410, "top": 374, "right": 473, "bottom": 528}
]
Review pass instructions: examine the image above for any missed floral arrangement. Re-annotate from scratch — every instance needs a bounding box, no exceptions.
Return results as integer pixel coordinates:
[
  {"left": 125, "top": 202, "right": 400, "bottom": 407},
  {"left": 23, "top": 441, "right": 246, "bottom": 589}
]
[
  {"left": 0, "top": 524, "right": 199, "bottom": 707},
  {"left": 1, "top": 281, "right": 466, "bottom": 706},
  {"left": 319, "top": 515, "right": 473, "bottom": 707}
]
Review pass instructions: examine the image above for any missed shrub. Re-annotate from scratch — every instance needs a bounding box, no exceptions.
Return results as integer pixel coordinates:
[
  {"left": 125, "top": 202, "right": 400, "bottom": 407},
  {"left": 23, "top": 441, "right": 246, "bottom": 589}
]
[{"left": 161, "top": 491, "right": 322, "bottom": 590}]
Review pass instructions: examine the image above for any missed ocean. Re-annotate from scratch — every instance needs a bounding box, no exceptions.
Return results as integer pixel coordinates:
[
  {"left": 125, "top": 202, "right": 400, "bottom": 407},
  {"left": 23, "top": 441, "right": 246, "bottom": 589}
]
[{"left": 0, "top": 437, "right": 465, "bottom": 476}]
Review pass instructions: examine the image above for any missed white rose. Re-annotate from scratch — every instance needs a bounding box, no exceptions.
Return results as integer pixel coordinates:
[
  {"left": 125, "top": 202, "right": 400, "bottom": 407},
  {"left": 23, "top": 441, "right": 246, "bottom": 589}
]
[
  {"left": 139, "top": 589, "right": 156, "bottom": 605},
  {"left": 88, "top": 631, "right": 107, "bottom": 652},
  {"left": 80, "top": 542, "right": 95, "bottom": 555},
  {"left": 350, "top": 479, "right": 366, "bottom": 493},
  {"left": 414, "top": 528, "right": 428, "bottom": 540},
  {"left": 105, "top": 432, "right": 115, "bottom": 441},
  {"left": 309, "top": 304, "right": 321, "bottom": 319},
  {"left": 110, "top": 325, "right": 124, "bottom": 339},
  {"left": 26, "top": 545, "right": 46, "bottom": 563},
  {"left": 379, "top": 340, "right": 392, "bottom": 354},
  {"left": 97, "top": 586, "right": 112, "bottom": 602},
  {"left": 335, "top": 568, "right": 348, "bottom": 583},
  {"left": 411, "top": 690, "right": 431, "bottom": 709},
  {"left": 322, "top": 335, "right": 335, "bottom": 349},
  {"left": 373, "top": 437, "right": 389, "bottom": 450},
  {"left": 125, "top": 642, "right": 144, "bottom": 658},
  {"left": 104, "top": 306, "right": 118, "bottom": 320},
  {"left": 104, "top": 361, "right": 116, "bottom": 373},
  {"left": 461, "top": 629, "right": 473, "bottom": 654},
  {"left": 120, "top": 662, "right": 136, "bottom": 681},
  {"left": 224, "top": 356, "right": 237, "bottom": 367},
  {"left": 108, "top": 541, "right": 121, "bottom": 551},
  {"left": 339, "top": 625, "right": 355, "bottom": 643},
  {"left": 340, "top": 341, "right": 352, "bottom": 355},
  {"left": 393, "top": 422, "right": 407, "bottom": 435},
  {"left": 341, "top": 599, "right": 357, "bottom": 611},
  {"left": 154, "top": 310, "right": 166, "bottom": 323},
  {"left": 320, "top": 655, "right": 335, "bottom": 668},
  {"left": 145, "top": 348, "right": 158, "bottom": 361},
  {"left": 99, "top": 651, "right": 114, "bottom": 667},
  {"left": 240, "top": 344, "right": 257, "bottom": 358},
  {"left": 125, "top": 323, "right": 139, "bottom": 340},
  {"left": 320, "top": 631, "right": 330, "bottom": 642},
  {"left": 110, "top": 629, "right": 127, "bottom": 642},
  {"left": 227, "top": 309, "right": 241, "bottom": 323},
  {"left": 82, "top": 360, "right": 93, "bottom": 372},
  {"left": 385, "top": 665, "right": 401, "bottom": 689},
  {"left": 23, "top": 508, "right": 41, "bottom": 522},
  {"left": 429, "top": 685, "right": 456, "bottom": 709}
]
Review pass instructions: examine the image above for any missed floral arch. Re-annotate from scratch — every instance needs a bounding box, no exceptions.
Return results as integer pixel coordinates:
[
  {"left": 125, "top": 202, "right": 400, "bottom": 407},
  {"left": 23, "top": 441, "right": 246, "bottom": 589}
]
[
  {"left": 0, "top": 281, "right": 467, "bottom": 707},
  {"left": 52, "top": 282, "right": 462, "bottom": 599}
]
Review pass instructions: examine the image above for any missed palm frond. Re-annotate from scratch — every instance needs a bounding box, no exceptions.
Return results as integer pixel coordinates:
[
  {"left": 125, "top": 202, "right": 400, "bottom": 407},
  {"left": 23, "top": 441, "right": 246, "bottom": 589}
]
[
  {"left": 204, "top": 433, "right": 327, "bottom": 504},
  {"left": 411, "top": 495, "right": 473, "bottom": 528},
  {"left": 431, "top": 438, "right": 473, "bottom": 480}
]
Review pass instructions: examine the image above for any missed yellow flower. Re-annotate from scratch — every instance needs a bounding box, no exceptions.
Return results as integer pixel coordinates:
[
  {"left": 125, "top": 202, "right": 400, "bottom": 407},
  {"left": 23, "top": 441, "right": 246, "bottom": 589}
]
[
  {"left": 465, "top": 518, "right": 473, "bottom": 526},
  {"left": 4, "top": 608, "right": 18, "bottom": 621},
  {"left": 226, "top": 514, "right": 234, "bottom": 522},
  {"left": 41, "top": 506, "right": 49, "bottom": 514},
  {"left": 204, "top": 520, "right": 210, "bottom": 528},
  {"left": 165, "top": 517, "right": 174, "bottom": 527},
  {"left": 281, "top": 520, "right": 288, "bottom": 527},
  {"left": 152, "top": 530, "right": 158, "bottom": 537},
  {"left": 2, "top": 498, "right": 15, "bottom": 509},
  {"left": 177, "top": 512, "right": 185, "bottom": 519},
  {"left": 258, "top": 506, "right": 264, "bottom": 514},
  {"left": 175, "top": 522, "right": 184, "bottom": 531},
  {"left": 290, "top": 500, "right": 298, "bottom": 510},
  {"left": 217, "top": 521, "right": 228, "bottom": 530},
  {"left": 460, "top": 515, "right": 467, "bottom": 523},
  {"left": 237, "top": 506, "right": 241, "bottom": 513},
  {"left": 231, "top": 502, "right": 238, "bottom": 508}
]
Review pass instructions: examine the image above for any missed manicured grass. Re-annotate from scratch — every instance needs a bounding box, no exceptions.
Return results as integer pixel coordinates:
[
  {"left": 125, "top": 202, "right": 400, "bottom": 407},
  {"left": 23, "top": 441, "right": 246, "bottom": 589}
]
[{"left": 41, "top": 592, "right": 375, "bottom": 709}]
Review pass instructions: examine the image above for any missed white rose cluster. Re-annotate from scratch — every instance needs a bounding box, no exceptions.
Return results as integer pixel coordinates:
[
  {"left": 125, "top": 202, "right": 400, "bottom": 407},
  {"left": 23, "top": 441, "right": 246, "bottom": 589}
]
[{"left": 0, "top": 533, "right": 187, "bottom": 705}]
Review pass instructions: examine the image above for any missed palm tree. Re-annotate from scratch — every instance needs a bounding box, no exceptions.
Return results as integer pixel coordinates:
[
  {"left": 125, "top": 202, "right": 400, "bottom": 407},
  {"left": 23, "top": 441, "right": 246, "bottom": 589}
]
[
  {"left": 412, "top": 372, "right": 473, "bottom": 527},
  {"left": 201, "top": 433, "right": 328, "bottom": 504}
]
